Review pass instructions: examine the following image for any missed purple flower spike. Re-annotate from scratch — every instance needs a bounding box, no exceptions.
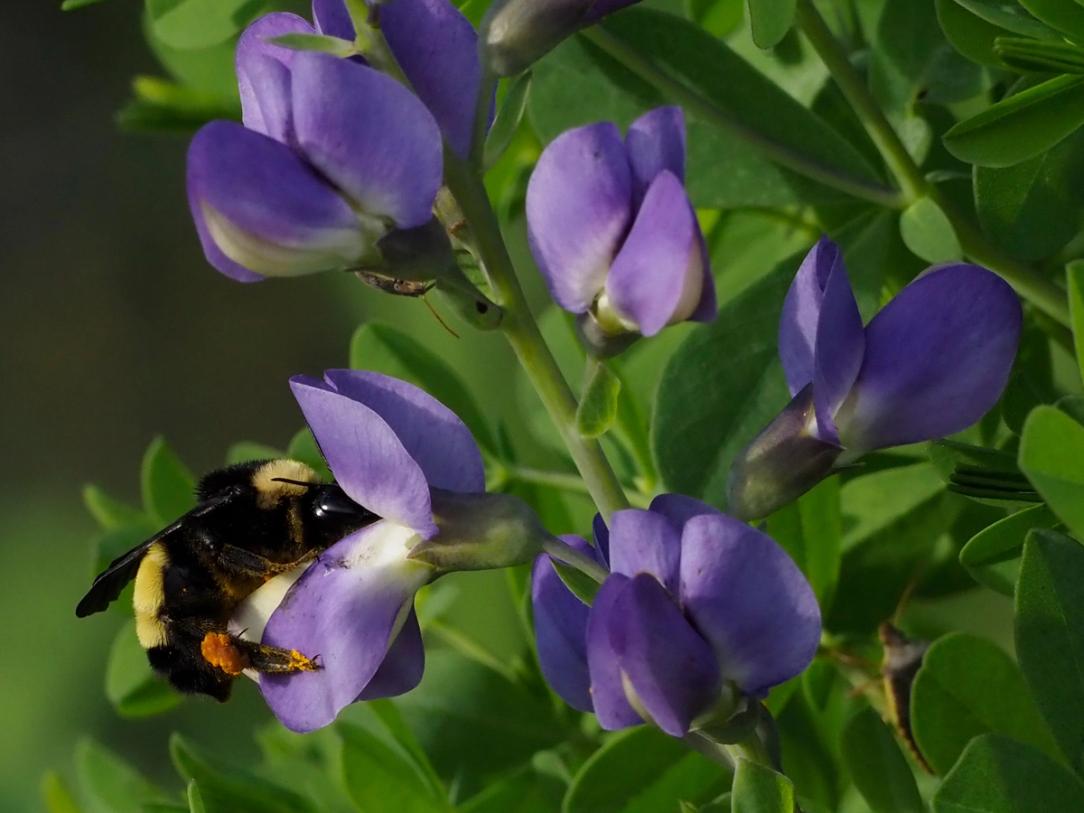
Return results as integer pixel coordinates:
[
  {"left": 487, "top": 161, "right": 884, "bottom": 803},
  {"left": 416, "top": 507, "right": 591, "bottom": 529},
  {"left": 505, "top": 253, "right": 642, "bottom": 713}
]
[
  {"left": 188, "top": 14, "right": 444, "bottom": 281},
  {"left": 230, "top": 370, "right": 487, "bottom": 732},
  {"left": 526, "top": 107, "right": 714, "bottom": 350},
  {"left": 730, "top": 238, "right": 1022, "bottom": 519},
  {"left": 312, "top": 0, "right": 491, "bottom": 158},
  {"left": 531, "top": 498, "right": 819, "bottom": 737}
]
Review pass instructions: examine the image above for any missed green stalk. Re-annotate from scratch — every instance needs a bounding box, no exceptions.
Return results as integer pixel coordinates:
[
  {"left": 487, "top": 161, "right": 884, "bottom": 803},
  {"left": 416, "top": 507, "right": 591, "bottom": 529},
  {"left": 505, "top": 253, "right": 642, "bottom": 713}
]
[
  {"left": 503, "top": 464, "right": 651, "bottom": 508},
  {"left": 579, "top": 26, "right": 904, "bottom": 209},
  {"left": 443, "top": 155, "right": 630, "bottom": 520},
  {"left": 794, "top": 0, "right": 1071, "bottom": 328}
]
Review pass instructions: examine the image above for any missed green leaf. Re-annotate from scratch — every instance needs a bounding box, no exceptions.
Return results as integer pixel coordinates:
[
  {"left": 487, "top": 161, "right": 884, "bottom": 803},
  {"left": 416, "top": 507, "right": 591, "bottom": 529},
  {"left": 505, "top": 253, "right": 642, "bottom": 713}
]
[
  {"left": 61, "top": 0, "right": 108, "bottom": 10},
  {"left": 147, "top": 0, "right": 263, "bottom": 51},
  {"left": 117, "top": 75, "right": 240, "bottom": 134},
  {"left": 1020, "top": 0, "right": 1084, "bottom": 40},
  {"left": 687, "top": 0, "right": 744, "bottom": 38},
  {"left": 936, "top": 0, "right": 1018, "bottom": 67},
  {"left": 840, "top": 707, "right": 924, "bottom": 813},
  {"left": 563, "top": 726, "right": 731, "bottom": 813},
  {"left": 41, "top": 771, "right": 81, "bottom": 813},
  {"left": 954, "top": 0, "right": 1058, "bottom": 38},
  {"left": 944, "top": 75, "right": 1084, "bottom": 168},
  {"left": 268, "top": 33, "right": 356, "bottom": 57},
  {"left": 747, "top": 0, "right": 796, "bottom": 49},
  {"left": 766, "top": 478, "right": 841, "bottom": 608},
  {"left": 349, "top": 323, "right": 494, "bottom": 452},
  {"left": 653, "top": 268, "right": 790, "bottom": 507},
  {"left": 76, "top": 740, "right": 168, "bottom": 813},
  {"left": 170, "top": 734, "right": 315, "bottom": 813},
  {"left": 934, "top": 734, "right": 1084, "bottom": 812},
  {"left": 598, "top": 8, "right": 883, "bottom": 192},
  {"left": 576, "top": 362, "right": 622, "bottom": 439},
  {"left": 225, "top": 441, "right": 284, "bottom": 466},
  {"left": 731, "top": 758, "right": 795, "bottom": 813},
  {"left": 83, "top": 485, "right": 146, "bottom": 530},
  {"left": 1069, "top": 262, "right": 1084, "bottom": 387},
  {"left": 911, "top": 632, "right": 1057, "bottom": 774},
  {"left": 396, "top": 649, "right": 565, "bottom": 783},
  {"left": 458, "top": 765, "right": 565, "bottom": 813},
  {"left": 1016, "top": 530, "right": 1084, "bottom": 773},
  {"left": 529, "top": 18, "right": 871, "bottom": 210},
  {"left": 975, "top": 129, "right": 1084, "bottom": 261},
  {"left": 339, "top": 723, "right": 451, "bottom": 813},
  {"left": 1019, "top": 405, "right": 1084, "bottom": 539},
  {"left": 959, "top": 504, "right": 1060, "bottom": 594},
  {"left": 551, "top": 558, "right": 601, "bottom": 605},
  {"left": 105, "top": 620, "right": 182, "bottom": 718},
  {"left": 900, "top": 197, "right": 963, "bottom": 263},
  {"left": 140, "top": 436, "right": 196, "bottom": 526},
  {"left": 485, "top": 72, "right": 532, "bottom": 170}
]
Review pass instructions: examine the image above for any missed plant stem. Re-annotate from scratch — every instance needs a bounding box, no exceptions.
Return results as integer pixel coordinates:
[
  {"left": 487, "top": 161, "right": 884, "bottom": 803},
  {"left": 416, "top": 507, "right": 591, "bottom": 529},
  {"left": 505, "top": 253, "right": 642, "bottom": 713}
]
[
  {"left": 443, "top": 154, "right": 630, "bottom": 520},
  {"left": 541, "top": 535, "right": 610, "bottom": 584},
  {"left": 579, "top": 26, "right": 904, "bottom": 209},
  {"left": 503, "top": 465, "right": 651, "bottom": 508},
  {"left": 469, "top": 67, "right": 498, "bottom": 168},
  {"left": 794, "top": 0, "right": 1072, "bottom": 328}
]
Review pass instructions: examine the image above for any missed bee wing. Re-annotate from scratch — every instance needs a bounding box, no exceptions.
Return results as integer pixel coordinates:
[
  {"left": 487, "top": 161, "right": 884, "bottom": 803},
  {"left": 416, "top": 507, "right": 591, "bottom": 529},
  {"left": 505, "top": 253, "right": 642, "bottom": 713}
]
[
  {"left": 75, "top": 493, "right": 234, "bottom": 618},
  {"left": 74, "top": 535, "right": 158, "bottom": 617}
]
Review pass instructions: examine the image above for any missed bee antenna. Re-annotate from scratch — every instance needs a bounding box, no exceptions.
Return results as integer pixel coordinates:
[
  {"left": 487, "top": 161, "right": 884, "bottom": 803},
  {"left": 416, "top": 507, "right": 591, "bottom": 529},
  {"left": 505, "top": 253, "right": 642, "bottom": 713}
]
[
  {"left": 271, "top": 477, "right": 317, "bottom": 488},
  {"left": 423, "top": 295, "right": 460, "bottom": 339}
]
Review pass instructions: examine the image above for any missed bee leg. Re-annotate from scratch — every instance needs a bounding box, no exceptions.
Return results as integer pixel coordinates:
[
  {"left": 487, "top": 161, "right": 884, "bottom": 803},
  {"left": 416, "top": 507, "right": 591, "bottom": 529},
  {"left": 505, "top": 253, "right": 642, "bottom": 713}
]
[
  {"left": 198, "top": 630, "right": 320, "bottom": 675},
  {"left": 212, "top": 543, "right": 315, "bottom": 581}
]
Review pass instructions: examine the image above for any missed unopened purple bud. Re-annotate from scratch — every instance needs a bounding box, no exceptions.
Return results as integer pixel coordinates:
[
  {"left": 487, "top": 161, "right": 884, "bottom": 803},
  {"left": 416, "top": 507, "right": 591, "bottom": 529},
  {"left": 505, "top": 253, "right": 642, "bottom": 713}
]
[{"left": 482, "top": 0, "right": 640, "bottom": 76}]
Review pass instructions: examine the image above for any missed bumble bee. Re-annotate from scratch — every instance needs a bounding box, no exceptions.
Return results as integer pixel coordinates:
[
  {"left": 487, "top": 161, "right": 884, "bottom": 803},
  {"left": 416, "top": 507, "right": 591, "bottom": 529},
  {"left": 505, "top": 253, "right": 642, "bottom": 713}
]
[{"left": 76, "top": 459, "right": 377, "bottom": 701}]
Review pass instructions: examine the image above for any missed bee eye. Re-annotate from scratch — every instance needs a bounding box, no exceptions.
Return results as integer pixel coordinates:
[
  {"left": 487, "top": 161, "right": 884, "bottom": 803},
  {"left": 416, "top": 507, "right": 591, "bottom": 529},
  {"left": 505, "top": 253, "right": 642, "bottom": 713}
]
[{"left": 314, "top": 487, "right": 361, "bottom": 519}]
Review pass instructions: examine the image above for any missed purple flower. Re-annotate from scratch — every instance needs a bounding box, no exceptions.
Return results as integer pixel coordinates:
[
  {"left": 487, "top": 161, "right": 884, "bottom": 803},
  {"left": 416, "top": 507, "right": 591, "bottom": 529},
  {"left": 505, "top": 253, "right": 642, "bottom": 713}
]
[
  {"left": 483, "top": 0, "right": 641, "bottom": 76},
  {"left": 532, "top": 496, "right": 820, "bottom": 737},
  {"left": 312, "top": 0, "right": 487, "bottom": 158},
  {"left": 187, "top": 13, "right": 443, "bottom": 281},
  {"left": 230, "top": 369, "right": 486, "bottom": 732},
  {"left": 526, "top": 107, "right": 715, "bottom": 349},
  {"left": 729, "top": 237, "right": 1022, "bottom": 519}
]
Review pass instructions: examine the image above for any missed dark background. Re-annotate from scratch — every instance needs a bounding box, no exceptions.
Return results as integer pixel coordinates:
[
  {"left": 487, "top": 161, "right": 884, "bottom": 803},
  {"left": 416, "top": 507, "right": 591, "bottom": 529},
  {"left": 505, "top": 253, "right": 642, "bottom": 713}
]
[{"left": 1, "top": 2, "right": 524, "bottom": 805}]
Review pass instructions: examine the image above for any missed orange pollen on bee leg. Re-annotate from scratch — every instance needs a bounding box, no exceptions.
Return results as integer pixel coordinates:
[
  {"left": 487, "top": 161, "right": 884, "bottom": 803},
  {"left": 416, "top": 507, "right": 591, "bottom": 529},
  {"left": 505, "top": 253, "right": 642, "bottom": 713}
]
[
  {"left": 201, "top": 632, "right": 249, "bottom": 676},
  {"left": 289, "top": 649, "right": 320, "bottom": 672}
]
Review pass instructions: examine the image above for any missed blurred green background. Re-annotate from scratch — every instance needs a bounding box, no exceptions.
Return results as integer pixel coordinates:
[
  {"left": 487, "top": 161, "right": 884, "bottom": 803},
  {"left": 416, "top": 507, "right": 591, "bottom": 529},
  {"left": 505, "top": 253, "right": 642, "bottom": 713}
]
[{"left": 2, "top": 2, "right": 538, "bottom": 807}]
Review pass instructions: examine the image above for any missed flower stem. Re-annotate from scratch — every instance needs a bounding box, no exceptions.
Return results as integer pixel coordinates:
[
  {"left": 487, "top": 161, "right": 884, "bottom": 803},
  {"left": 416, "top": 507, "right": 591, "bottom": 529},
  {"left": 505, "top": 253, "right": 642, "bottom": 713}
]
[
  {"left": 541, "top": 535, "right": 610, "bottom": 584},
  {"left": 578, "top": 26, "right": 904, "bottom": 209},
  {"left": 793, "top": 0, "right": 1072, "bottom": 329},
  {"left": 502, "top": 464, "right": 651, "bottom": 508},
  {"left": 443, "top": 154, "right": 630, "bottom": 520}
]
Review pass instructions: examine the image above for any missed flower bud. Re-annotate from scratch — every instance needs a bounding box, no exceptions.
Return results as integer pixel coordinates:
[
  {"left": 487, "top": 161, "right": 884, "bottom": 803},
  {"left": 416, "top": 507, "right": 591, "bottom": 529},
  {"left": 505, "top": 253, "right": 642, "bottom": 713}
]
[
  {"left": 482, "top": 0, "right": 640, "bottom": 76},
  {"left": 409, "top": 490, "right": 549, "bottom": 571},
  {"left": 727, "top": 386, "right": 842, "bottom": 521}
]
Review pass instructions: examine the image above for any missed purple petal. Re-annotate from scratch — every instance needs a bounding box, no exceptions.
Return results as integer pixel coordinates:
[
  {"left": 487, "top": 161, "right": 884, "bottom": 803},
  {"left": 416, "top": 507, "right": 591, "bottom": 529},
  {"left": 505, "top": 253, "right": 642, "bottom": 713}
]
[
  {"left": 779, "top": 237, "right": 841, "bottom": 395},
  {"left": 586, "top": 575, "right": 641, "bottom": 730},
  {"left": 290, "top": 375, "right": 437, "bottom": 536},
  {"left": 526, "top": 123, "right": 632, "bottom": 313},
  {"left": 604, "top": 171, "right": 705, "bottom": 336},
  {"left": 648, "top": 493, "right": 720, "bottom": 531},
  {"left": 679, "top": 514, "right": 820, "bottom": 693},
  {"left": 608, "top": 508, "right": 681, "bottom": 594},
  {"left": 380, "top": 0, "right": 488, "bottom": 158},
  {"left": 625, "top": 106, "right": 686, "bottom": 203},
  {"left": 312, "top": 0, "right": 354, "bottom": 39},
  {"left": 322, "top": 370, "right": 484, "bottom": 494},
  {"left": 811, "top": 247, "right": 864, "bottom": 445},
  {"left": 592, "top": 513, "right": 611, "bottom": 566},
  {"left": 530, "top": 537, "right": 593, "bottom": 712},
  {"left": 236, "top": 13, "right": 313, "bottom": 144},
  {"left": 610, "top": 574, "right": 720, "bottom": 737},
  {"left": 357, "top": 608, "right": 424, "bottom": 700},
  {"left": 260, "top": 522, "right": 431, "bottom": 732},
  {"left": 186, "top": 121, "right": 366, "bottom": 280},
  {"left": 290, "top": 53, "right": 443, "bottom": 228},
  {"left": 837, "top": 264, "right": 1022, "bottom": 452}
]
